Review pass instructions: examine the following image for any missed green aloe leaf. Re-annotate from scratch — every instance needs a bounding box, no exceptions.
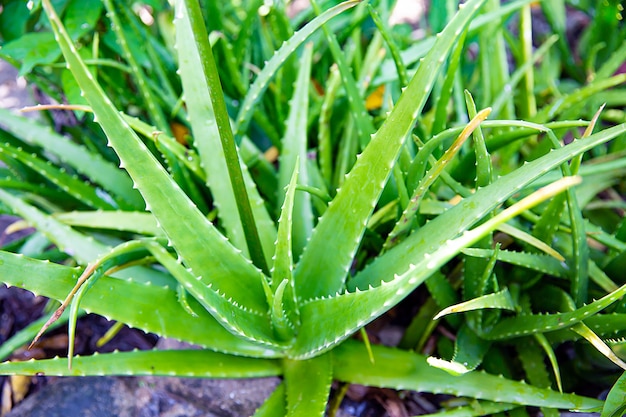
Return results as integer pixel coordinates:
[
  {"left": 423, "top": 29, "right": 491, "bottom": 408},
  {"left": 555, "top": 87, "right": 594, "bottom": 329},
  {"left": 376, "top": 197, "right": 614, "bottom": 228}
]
[
  {"left": 278, "top": 43, "right": 314, "bottom": 258},
  {"left": 0, "top": 109, "right": 143, "bottom": 210},
  {"left": 0, "top": 188, "right": 172, "bottom": 286},
  {"left": 0, "top": 349, "right": 281, "bottom": 378},
  {"left": 0, "top": 142, "right": 115, "bottom": 210},
  {"left": 292, "top": 177, "right": 580, "bottom": 357},
  {"left": 351, "top": 123, "right": 626, "bottom": 291},
  {"left": 253, "top": 383, "right": 286, "bottom": 417},
  {"left": 601, "top": 371, "right": 626, "bottom": 417},
  {"left": 294, "top": 0, "right": 489, "bottom": 301},
  {"left": 0, "top": 250, "right": 279, "bottom": 357},
  {"left": 284, "top": 353, "right": 332, "bottom": 417},
  {"left": 461, "top": 248, "right": 568, "bottom": 278},
  {"left": 433, "top": 290, "right": 516, "bottom": 320},
  {"left": 516, "top": 338, "right": 561, "bottom": 417},
  {"left": 271, "top": 160, "right": 301, "bottom": 341},
  {"left": 140, "top": 240, "right": 279, "bottom": 347},
  {"left": 53, "top": 210, "right": 163, "bottom": 237},
  {"left": 42, "top": 0, "right": 269, "bottom": 312},
  {"left": 419, "top": 401, "right": 517, "bottom": 416},
  {"left": 484, "top": 284, "right": 626, "bottom": 340},
  {"left": 333, "top": 340, "right": 602, "bottom": 411},
  {"left": 570, "top": 322, "right": 626, "bottom": 370},
  {"left": 175, "top": 0, "right": 277, "bottom": 265},
  {"left": 176, "top": 0, "right": 270, "bottom": 273},
  {"left": 0, "top": 188, "right": 107, "bottom": 264}
]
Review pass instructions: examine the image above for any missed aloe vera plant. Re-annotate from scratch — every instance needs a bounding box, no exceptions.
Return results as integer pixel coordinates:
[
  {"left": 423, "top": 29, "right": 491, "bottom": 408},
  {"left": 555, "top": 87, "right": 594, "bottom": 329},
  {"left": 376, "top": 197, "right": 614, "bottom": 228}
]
[{"left": 1, "top": 0, "right": 626, "bottom": 415}]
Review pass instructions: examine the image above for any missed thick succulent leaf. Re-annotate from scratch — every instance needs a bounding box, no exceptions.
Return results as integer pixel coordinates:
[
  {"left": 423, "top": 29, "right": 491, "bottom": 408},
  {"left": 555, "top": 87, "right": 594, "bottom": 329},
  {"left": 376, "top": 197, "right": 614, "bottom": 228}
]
[
  {"left": 294, "top": 0, "right": 489, "bottom": 300},
  {"left": 0, "top": 349, "right": 281, "bottom": 378},
  {"left": 419, "top": 401, "right": 518, "bottom": 417},
  {"left": 0, "top": 142, "right": 115, "bottom": 210},
  {"left": 0, "top": 189, "right": 172, "bottom": 286},
  {"left": 252, "top": 383, "right": 287, "bottom": 417},
  {"left": 471, "top": 246, "right": 616, "bottom": 294},
  {"left": 283, "top": 353, "right": 332, "bottom": 417},
  {"left": 333, "top": 340, "right": 602, "bottom": 411},
  {"left": 483, "top": 284, "right": 626, "bottom": 340},
  {"left": 317, "top": 65, "right": 341, "bottom": 187},
  {"left": 273, "top": 162, "right": 298, "bottom": 293},
  {"left": 175, "top": 0, "right": 277, "bottom": 265},
  {"left": 42, "top": 0, "right": 268, "bottom": 312},
  {"left": 0, "top": 251, "right": 281, "bottom": 357},
  {"left": 0, "top": 188, "right": 107, "bottom": 264},
  {"left": 533, "top": 333, "right": 563, "bottom": 393},
  {"left": 547, "top": 314, "right": 626, "bottom": 344},
  {"left": 433, "top": 289, "right": 516, "bottom": 320},
  {"left": 270, "top": 161, "right": 300, "bottom": 340},
  {"left": 0, "top": 109, "right": 143, "bottom": 210},
  {"left": 461, "top": 248, "right": 568, "bottom": 278},
  {"left": 177, "top": 0, "right": 269, "bottom": 273},
  {"left": 278, "top": 43, "right": 314, "bottom": 258},
  {"left": 571, "top": 322, "right": 626, "bottom": 370},
  {"left": 498, "top": 223, "right": 564, "bottom": 261},
  {"left": 601, "top": 371, "right": 626, "bottom": 417},
  {"left": 451, "top": 324, "right": 492, "bottom": 373},
  {"left": 142, "top": 240, "right": 280, "bottom": 348},
  {"left": 517, "top": 337, "right": 557, "bottom": 395},
  {"left": 53, "top": 210, "right": 164, "bottom": 237},
  {"left": 290, "top": 177, "right": 580, "bottom": 358},
  {"left": 350, "top": 123, "right": 626, "bottom": 291}
]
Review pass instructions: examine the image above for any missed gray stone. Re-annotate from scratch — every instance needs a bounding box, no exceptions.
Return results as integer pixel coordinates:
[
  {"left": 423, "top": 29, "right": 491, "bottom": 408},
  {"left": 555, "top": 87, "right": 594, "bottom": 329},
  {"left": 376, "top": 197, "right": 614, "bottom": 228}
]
[
  {"left": 0, "top": 61, "right": 33, "bottom": 111},
  {"left": 7, "top": 377, "right": 121, "bottom": 417},
  {"left": 7, "top": 376, "right": 281, "bottom": 417}
]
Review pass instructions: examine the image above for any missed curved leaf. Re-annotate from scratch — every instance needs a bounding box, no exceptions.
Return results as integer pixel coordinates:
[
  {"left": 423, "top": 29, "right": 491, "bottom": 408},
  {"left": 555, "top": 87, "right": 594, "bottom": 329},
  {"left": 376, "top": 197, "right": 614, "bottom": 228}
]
[
  {"left": 333, "top": 340, "right": 602, "bottom": 411},
  {"left": 42, "top": 0, "right": 269, "bottom": 312},
  {"left": 294, "top": 0, "right": 489, "bottom": 300},
  {"left": 0, "top": 250, "right": 280, "bottom": 357},
  {"left": 0, "top": 349, "right": 281, "bottom": 378}
]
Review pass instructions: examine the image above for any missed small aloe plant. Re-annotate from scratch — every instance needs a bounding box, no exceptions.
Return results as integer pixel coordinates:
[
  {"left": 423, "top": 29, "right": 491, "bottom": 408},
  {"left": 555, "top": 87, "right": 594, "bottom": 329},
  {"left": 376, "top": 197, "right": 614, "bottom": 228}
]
[{"left": 1, "top": 0, "right": 626, "bottom": 416}]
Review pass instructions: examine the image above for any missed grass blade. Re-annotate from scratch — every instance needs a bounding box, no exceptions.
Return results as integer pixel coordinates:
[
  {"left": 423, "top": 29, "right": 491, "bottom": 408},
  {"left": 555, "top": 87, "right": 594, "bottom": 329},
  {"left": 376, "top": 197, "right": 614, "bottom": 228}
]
[{"left": 233, "top": 1, "right": 360, "bottom": 141}]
